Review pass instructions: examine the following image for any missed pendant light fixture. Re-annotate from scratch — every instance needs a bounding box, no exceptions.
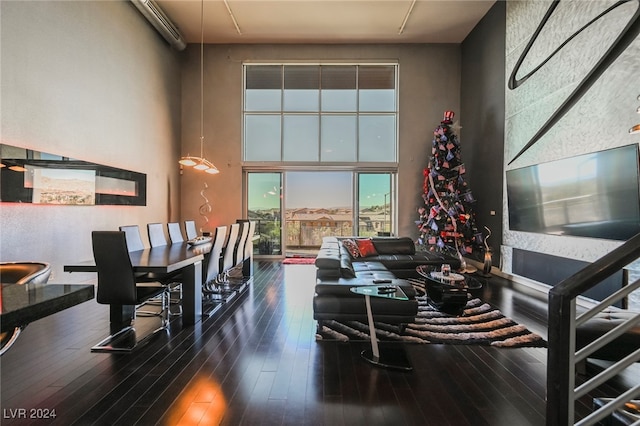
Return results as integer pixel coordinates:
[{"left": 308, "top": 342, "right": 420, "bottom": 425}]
[{"left": 179, "top": 0, "right": 219, "bottom": 174}]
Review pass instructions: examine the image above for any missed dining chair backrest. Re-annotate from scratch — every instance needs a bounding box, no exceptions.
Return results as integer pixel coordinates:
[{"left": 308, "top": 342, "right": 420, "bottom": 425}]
[
  {"left": 243, "top": 221, "right": 257, "bottom": 260},
  {"left": 92, "top": 231, "right": 137, "bottom": 305},
  {"left": 167, "top": 222, "right": 184, "bottom": 243},
  {"left": 0, "top": 262, "right": 51, "bottom": 285},
  {"left": 185, "top": 220, "right": 198, "bottom": 240},
  {"left": 147, "top": 223, "right": 168, "bottom": 247},
  {"left": 235, "top": 222, "right": 250, "bottom": 265},
  {"left": 205, "top": 226, "right": 228, "bottom": 282},
  {"left": 222, "top": 223, "right": 240, "bottom": 271},
  {"left": 119, "top": 225, "right": 146, "bottom": 252}
]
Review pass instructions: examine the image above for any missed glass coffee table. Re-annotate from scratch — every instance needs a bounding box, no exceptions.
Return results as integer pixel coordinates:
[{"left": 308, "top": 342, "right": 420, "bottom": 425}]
[
  {"left": 350, "top": 284, "right": 412, "bottom": 371},
  {"left": 416, "top": 265, "right": 482, "bottom": 314}
]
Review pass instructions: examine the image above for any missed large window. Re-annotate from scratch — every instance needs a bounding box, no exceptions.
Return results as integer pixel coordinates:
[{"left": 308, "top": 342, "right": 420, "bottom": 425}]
[
  {"left": 246, "top": 171, "right": 395, "bottom": 256},
  {"left": 244, "top": 64, "right": 397, "bottom": 163}
]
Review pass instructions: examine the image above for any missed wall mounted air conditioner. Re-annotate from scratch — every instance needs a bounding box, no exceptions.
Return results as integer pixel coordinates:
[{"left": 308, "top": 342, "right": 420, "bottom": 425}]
[{"left": 131, "top": 0, "right": 186, "bottom": 51}]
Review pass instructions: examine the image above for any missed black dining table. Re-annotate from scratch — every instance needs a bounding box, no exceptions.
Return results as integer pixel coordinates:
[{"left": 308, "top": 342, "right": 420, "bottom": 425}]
[{"left": 64, "top": 242, "right": 210, "bottom": 327}]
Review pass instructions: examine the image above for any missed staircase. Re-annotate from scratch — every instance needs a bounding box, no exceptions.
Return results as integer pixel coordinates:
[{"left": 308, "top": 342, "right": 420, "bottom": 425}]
[{"left": 546, "top": 232, "right": 640, "bottom": 425}]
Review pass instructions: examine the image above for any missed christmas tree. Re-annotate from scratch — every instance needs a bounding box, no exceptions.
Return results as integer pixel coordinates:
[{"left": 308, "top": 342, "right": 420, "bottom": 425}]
[{"left": 416, "top": 110, "right": 483, "bottom": 265}]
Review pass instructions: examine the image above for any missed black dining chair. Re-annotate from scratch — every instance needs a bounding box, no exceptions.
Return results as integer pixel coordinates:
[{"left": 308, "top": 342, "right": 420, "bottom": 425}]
[
  {"left": 168, "top": 222, "right": 184, "bottom": 244},
  {"left": 0, "top": 262, "right": 52, "bottom": 356},
  {"left": 202, "top": 225, "right": 228, "bottom": 295},
  {"left": 185, "top": 220, "right": 198, "bottom": 240},
  {"left": 91, "top": 231, "right": 169, "bottom": 352}
]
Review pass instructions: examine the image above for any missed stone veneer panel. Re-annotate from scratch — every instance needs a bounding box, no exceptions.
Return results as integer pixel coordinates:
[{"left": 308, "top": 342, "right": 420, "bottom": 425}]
[{"left": 503, "top": 0, "right": 640, "bottom": 275}]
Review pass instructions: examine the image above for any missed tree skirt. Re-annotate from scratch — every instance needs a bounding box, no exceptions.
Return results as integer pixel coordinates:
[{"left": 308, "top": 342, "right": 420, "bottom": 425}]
[{"left": 316, "top": 296, "right": 547, "bottom": 348}]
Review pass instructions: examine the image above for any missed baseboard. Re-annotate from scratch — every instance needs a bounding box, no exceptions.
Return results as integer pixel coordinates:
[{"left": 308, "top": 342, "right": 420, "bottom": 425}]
[{"left": 465, "top": 258, "right": 597, "bottom": 310}]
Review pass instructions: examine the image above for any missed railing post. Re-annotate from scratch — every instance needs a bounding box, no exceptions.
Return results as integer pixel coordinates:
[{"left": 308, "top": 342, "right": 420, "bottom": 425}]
[{"left": 547, "top": 288, "right": 576, "bottom": 426}]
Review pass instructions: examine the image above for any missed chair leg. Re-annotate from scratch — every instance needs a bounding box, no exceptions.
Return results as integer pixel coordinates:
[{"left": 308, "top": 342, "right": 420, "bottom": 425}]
[
  {"left": 168, "top": 283, "right": 182, "bottom": 317},
  {"left": 138, "top": 282, "right": 181, "bottom": 317},
  {"left": 142, "top": 282, "right": 182, "bottom": 317},
  {"left": 91, "top": 291, "right": 169, "bottom": 353}
]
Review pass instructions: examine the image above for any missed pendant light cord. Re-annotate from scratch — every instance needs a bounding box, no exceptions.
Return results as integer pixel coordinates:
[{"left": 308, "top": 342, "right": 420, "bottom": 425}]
[{"left": 199, "top": 0, "right": 205, "bottom": 158}]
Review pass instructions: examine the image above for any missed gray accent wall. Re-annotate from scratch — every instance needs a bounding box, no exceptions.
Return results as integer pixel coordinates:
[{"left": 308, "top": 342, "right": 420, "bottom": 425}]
[
  {"left": 0, "top": 1, "right": 182, "bottom": 283},
  {"left": 461, "top": 1, "right": 506, "bottom": 266}
]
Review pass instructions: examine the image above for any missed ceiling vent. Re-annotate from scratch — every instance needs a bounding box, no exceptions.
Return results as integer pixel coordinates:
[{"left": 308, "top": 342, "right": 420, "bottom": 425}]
[{"left": 131, "top": 0, "right": 186, "bottom": 51}]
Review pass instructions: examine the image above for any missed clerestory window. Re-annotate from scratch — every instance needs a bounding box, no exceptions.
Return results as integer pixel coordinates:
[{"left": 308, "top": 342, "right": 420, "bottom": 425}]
[{"left": 243, "top": 64, "right": 398, "bottom": 163}]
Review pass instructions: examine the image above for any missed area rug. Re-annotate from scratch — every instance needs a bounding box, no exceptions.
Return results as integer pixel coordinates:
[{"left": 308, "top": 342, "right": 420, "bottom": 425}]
[
  {"left": 316, "top": 295, "right": 547, "bottom": 348},
  {"left": 282, "top": 257, "right": 316, "bottom": 265}
]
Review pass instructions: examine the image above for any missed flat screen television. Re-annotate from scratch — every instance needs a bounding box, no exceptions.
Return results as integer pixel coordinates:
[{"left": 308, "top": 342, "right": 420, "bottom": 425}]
[{"left": 506, "top": 144, "right": 640, "bottom": 241}]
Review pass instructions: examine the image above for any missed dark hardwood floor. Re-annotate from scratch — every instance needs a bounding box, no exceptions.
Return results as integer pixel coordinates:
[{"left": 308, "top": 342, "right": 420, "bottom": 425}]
[{"left": 1, "top": 261, "right": 635, "bottom": 425}]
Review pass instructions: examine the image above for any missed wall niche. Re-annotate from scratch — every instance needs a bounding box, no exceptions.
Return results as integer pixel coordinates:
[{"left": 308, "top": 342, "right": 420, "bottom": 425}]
[{"left": 0, "top": 144, "right": 146, "bottom": 206}]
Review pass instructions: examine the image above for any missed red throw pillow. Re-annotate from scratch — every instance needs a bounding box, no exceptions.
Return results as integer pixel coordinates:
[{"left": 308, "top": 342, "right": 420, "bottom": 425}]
[
  {"left": 356, "top": 238, "right": 378, "bottom": 257},
  {"left": 342, "top": 238, "right": 361, "bottom": 258}
]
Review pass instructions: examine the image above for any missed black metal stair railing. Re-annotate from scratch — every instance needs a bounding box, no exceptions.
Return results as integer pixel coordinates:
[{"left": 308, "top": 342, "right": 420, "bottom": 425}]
[{"left": 546, "top": 232, "right": 640, "bottom": 426}]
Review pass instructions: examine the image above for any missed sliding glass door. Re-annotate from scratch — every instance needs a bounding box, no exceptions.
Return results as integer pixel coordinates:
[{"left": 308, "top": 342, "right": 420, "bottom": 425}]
[
  {"left": 284, "top": 171, "right": 353, "bottom": 256},
  {"left": 247, "top": 172, "right": 282, "bottom": 256},
  {"left": 247, "top": 171, "right": 395, "bottom": 257},
  {"left": 358, "top": 173, "right": 393, "bottom": 236}
]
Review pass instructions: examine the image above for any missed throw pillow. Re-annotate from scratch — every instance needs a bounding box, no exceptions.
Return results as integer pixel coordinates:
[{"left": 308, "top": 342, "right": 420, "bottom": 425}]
[
  {"left": 356, "top": 238, "right": 378, "bottom": 257},
  {"left": 341, "top": 238, "right": 361, "bottom": 258}
]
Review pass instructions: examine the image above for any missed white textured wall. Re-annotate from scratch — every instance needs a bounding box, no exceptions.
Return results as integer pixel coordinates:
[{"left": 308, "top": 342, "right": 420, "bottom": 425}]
[
  {"left": 503, "top": 0, "right": 640, "bottom": 272},
  {"left": 0, "top": 1, "right": 182, "bottom": 283}
]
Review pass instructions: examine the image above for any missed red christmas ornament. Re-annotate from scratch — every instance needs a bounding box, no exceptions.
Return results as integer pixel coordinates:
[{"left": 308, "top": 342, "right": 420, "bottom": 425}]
[{"left": 441, "top": 110, "right": 455, "bottom": 124}]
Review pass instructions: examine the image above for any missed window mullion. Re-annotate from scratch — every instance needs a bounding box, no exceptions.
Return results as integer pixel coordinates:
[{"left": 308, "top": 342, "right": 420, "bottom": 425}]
[{"left": 356, "top": 65, "right": 360, "bottom": 162}]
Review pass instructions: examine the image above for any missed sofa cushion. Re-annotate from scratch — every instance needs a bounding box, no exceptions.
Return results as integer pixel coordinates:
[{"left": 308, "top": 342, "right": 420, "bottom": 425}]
[
  {"left": 371, "top": 237, "right": 416, "bottom": 255},
  {"left": 355, "top": 238, "right": 378, "bottom": 257},
  {"left": 352, "top": 261, "right": 389, "bottom": 273},
  {"left": 314, "top": 248, "right": 341, "bottom": 270},
  {"left": 341, "top": 238, "right": 361, "bottom": 258},
  {"left": 371, "top": 253, "right": 444, "bottom": 270}
]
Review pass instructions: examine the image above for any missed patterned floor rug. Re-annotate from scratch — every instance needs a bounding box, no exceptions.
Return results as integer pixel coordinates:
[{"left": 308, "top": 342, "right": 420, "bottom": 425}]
[{"left": 316, "top": 295, "right": 547, "bottom": 348}]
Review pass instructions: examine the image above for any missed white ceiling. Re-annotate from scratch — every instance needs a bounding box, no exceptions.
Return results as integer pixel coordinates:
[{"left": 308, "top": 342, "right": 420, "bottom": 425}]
[{"left": 155, "top": 0, "right": 496, "bottom": 44}]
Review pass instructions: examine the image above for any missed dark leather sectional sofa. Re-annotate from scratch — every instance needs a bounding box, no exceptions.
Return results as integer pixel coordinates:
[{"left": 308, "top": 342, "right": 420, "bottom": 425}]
[{"left": 313, "top": 236, "right": 460, "bottom": 327}]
